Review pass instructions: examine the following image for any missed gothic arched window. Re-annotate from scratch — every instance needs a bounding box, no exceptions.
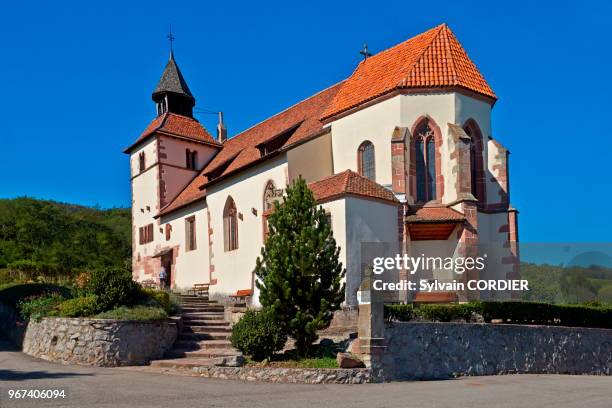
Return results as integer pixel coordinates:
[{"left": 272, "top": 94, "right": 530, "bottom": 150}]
[
  {"left": 463, "top": 120, "right": 486, "bottom": 203},
  {"left": 223, "top": 196, "right": 238, "bottom": 251},
  {"left": 414, "top": 121, "right": 437, "bottom": 202},
  {"left": 358, "top": 141, "right": 375, "bottom": 181}
]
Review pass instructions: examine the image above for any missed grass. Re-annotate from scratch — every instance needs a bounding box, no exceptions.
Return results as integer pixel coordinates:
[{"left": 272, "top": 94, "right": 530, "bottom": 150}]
[
  {"left": 244, "top": 341, "right": 340, "bottom": 369},
  {"left": 245, "top": 356, "right": 338, "bottom": 369},
  {"left": 95, "top": 305, "right": 168, "bottom": 321}
]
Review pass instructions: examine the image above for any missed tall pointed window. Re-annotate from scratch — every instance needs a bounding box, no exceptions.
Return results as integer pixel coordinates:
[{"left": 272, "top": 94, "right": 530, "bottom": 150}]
[
  {"left": 415, "top": 121, "right": 437, "bottom": 202},
  {"left": 358, "top": 141, "right": 375, "bottom": 181},
  {"left": 463, "top": 120, "right": 486, "bottom": 203},
  {"left": 262, "top": 181, "right": 280, "bottom": 240},
  {"left": 223, "top": 196, "right": 238, "bottom": 251}
]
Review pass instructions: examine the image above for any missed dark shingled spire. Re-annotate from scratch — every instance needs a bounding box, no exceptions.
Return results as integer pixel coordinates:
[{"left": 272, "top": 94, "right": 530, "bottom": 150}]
[
  {"left": 153, "top": 52, "right": 194, "bottom": 100},
  {"left": 152, "top": 52, "right": 196, "bottom": 117}
]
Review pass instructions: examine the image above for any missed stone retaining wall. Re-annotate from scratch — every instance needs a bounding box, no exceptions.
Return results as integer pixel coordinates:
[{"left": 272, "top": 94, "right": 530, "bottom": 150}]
[
  {"left": 193, "top": 366, "right": 372, "bottom": 384},
  {"left": 22, "top": 317, "right": 177, "bottom": 367},
  {"left": 382, "top": 322, "right": 612, "bottom": 381}
]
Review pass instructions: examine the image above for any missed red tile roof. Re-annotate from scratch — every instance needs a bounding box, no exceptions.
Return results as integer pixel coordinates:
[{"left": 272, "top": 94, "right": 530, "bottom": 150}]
[
  {"left": 202, "top": 82, "right": 343, "bottom": 179},
  {"left": 157, "top": 83, "right": 343, "bottom": 216},
  {"left": 309, "top": 170, "right": 399, "bottom": 204},
  {"left": 322, "top": 24, "right": 496, "bottom": 120},
  {"left": 124, "top": 112, "right": 220, "bottom": 152},
  {"left": 405, "top": 206, "right": 465, "bottom": 223}
]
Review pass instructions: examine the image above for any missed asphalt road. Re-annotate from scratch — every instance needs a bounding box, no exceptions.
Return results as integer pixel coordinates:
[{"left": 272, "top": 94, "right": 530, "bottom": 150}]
[{"left": 1, "top": 339, "right": 611, "bottom": 408}]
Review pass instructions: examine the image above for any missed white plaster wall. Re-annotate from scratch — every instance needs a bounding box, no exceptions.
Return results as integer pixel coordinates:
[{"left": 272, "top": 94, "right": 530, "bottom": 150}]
[
  {"left": 130, "top": 138, "right": 161, "bottom": 281},
  {"left": 487, "top": 139, "right": 507, "bottom": 205},
  {"left": 159, "top": 136, "right": 218, "bottom": 170},
  {"left": 329, "top": 96, "right": 402, "bottom": 188},
  {"left": 206, "top": 155, "right": 289, "bottom": 299},
  {"left": 130, "top": 137, "right": 158, "bottom": 177},
  {"left": 159, "top": 201, "right": 210, "bottom": 290},
  {"left": 319, "top": 199, "right": 347, "bottom": 281},
  {"left": 344, "top": 197, "right": 399, "bottom": 305}
]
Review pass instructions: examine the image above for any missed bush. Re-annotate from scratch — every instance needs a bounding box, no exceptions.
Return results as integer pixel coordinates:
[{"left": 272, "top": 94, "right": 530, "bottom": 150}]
[
  {"left": 57, "top": 295, "right": 101, "bottom": 317},
  {"left": 384, "top": 301, "right": 612, "bottom": 329},
  {"left": 18, "top": 292, "right": 65, "bottom": 321},
  {"left": 141, "top": 288, "right": 180, "bottom": 315},
  {"left": 230, "top": 309, "right": 287, "bottom": 361},
  {"left": 0, "top": 284, "right": 71, "bottom": 309},
  {"left": 95, "top": 305, "right": 167, "bottom": 321},
  {"left": 86, "top": 267, "right": 140, "bottom": 311}
]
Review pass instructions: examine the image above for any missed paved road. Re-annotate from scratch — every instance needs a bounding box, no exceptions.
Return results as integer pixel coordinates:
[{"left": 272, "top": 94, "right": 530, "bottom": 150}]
[{"left": 1, "top": 339, "right": 611, "bottom": 408}]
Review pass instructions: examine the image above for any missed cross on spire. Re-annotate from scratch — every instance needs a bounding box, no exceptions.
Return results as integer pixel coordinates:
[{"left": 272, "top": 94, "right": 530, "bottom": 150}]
[
  {"left": 360, "top": 43, "right": 372, "bottom": 60},
  {"left": 167, "top": 25, "right": 175, "bottom": 57}
]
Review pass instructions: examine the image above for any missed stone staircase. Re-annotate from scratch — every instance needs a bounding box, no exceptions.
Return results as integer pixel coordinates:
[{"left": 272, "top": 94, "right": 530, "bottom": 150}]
[{"left": 150, "top": 295, "right": 240, "bottom": 370}]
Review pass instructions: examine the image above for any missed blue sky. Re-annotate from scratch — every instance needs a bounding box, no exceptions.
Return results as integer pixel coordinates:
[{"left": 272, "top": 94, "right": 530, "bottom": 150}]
[{"left": 0, "top": 1, "right": 610, "bottom": 242}]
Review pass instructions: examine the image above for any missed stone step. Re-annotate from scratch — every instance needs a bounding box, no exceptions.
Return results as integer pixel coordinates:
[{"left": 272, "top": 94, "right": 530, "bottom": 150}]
[
  {"left": 181, "top": 313, "right": 225, "bottom": 319},
  {"left": 182, "top": 319, "right": 228, "bottom": 326},
  {"left": 165, "top": 349, "right": 238, "bottom": 359},
  {"left": 179, "top": 332, "right": 231, "bottom": 341},
  {"left": 183, "top": 325, "right": 231, "bottom": 333},
  {"left": 174, "top": 340, "right": 232, "bottom": 350},
  {"left": 180, "top": 306, "right": 225, "bottom": 312},
  {"left": 150, "top": 357, "right": 219, "bottom": 369}
]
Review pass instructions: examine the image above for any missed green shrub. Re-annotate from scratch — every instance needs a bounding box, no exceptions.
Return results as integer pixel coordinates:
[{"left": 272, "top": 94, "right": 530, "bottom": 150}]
[
  {"left": 18, "top": 293, "right": 64, "bottom": 321},
  {"left": 0, "top": 283, "right": 71, "bottom": 309},
  {"left": 141, "top": 288, "right": 180, "bottom": 315},
  {"left": 230, "top": 309, "right": 287, "bottom": 361},
  {"left": 384, "top": 301, "right": 612, "bottom": 329},
  {"left": 86, "top": 267, "right": 140, "bottom": 311},
  {"left": 57, "top": 295, "right": 101, "bottom": 317},
  {"left": 95, "top": 305, "right": 167, "bottom": 321}
]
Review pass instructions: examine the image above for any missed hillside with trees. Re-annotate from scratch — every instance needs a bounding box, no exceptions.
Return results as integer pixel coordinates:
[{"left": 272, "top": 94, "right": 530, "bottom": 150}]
[{"left": 0, "top": 197, "right": 131, "bottom": 284}]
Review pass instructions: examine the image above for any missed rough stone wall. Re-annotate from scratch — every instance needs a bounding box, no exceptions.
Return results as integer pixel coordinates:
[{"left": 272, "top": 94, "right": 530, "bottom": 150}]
[
  {"left": 193, "top": 366, "right": 372, "bottom": 384},
  {"left": 382, "top": 322, "right": 612, "bottom": 381},
  {"left": 22, "top": 318, "right": 177, "bottom": 367}
]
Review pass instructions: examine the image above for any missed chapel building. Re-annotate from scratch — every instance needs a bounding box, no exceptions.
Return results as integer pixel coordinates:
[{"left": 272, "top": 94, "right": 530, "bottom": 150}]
[{"left": 125, "top": 24, "right": 519, "bottom": 305}]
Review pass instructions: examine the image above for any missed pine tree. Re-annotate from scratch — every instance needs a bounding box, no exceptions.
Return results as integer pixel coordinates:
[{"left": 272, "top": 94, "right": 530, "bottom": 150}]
[{"left": 255, "top": 177, "right": 345, "bottom": 356}]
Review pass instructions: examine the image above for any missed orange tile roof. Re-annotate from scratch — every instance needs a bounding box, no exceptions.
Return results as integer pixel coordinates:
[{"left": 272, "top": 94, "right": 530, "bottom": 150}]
[
  {"left": 202, "top": 82, "right": 343, "bottom": 178},
  {"left": 124, "top": 112, "right": 219, "bottom": 152},
  {"left": 157, "top": 83, "right": 343, "bottom": 216},
  {"left": 322, "top": 24, "right": 496, "bottom": 120},
  {"left": 309, "top": 170, "right": 399, "bottom": 204},
  {"left": 405, "top": 206, "right": 465, "bottom": 223}
]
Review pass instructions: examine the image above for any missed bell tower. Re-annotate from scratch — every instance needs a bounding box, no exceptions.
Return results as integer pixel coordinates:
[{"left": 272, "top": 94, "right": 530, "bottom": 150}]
[{"left": 151, "top": 41, "right": 196, "bottom": 118}]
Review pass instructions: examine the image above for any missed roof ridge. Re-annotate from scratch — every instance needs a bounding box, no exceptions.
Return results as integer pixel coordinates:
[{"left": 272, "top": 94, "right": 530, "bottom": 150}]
[
  {"left": 440, "top": 25, "right": 459, "bottom": 85},
  {"left": 398, "top": 23, "right": 446, "bottom": 87},
  {"left": 227, "top": 80, "right": 345, "bottom": 144}
]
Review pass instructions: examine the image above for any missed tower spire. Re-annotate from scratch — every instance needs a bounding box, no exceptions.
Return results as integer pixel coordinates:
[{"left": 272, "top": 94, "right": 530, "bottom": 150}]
[{"left": 152, "top": 27, "right": 196, "bottom": 118}]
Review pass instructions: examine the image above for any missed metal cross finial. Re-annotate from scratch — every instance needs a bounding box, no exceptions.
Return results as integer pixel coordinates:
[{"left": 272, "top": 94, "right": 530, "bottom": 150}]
[
  {"left": 360, "top": 43, "right": 372, "bottom": 60},
  {"left": 167, "top": 25, "right": 175, "bottom": 56}
]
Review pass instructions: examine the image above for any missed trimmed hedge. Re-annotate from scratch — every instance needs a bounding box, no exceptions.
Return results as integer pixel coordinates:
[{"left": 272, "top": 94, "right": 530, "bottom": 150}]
[
  {"left": 57, "top": 295, "right": 102, "bottom": 317},
  {"left": 385, "top": 301, "right": 612, "bottom": 329},
  {"left": 230, "top": 309, "right": 287, "bottom": 361}
]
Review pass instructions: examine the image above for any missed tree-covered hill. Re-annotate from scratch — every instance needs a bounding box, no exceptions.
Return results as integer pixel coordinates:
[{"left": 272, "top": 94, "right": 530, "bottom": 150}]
[{"left": 0, "top": 197, "right": 131, "bottom": 283}]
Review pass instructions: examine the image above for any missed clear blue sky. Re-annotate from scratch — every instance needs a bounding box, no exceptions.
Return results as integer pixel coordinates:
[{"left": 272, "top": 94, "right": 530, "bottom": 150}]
[{"left": 0, "top": 1, "right": 610, "bottom": 242}]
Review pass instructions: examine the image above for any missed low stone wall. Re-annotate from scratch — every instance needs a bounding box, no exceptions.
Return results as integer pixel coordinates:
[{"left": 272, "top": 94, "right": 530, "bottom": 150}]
[
  {"left": 22, "top": 317, "right": 177, "bottom": 367},
  {"left": 382, "top": 322, "right": 612, "bottom": 381},
  {"left": 193, "top": 366, "right": 372, "bottom": 384}
]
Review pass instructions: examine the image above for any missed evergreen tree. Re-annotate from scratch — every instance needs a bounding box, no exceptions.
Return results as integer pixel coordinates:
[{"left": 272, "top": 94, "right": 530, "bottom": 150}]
[{"left": 255, "top": 177, "right": 345, "bottom": 356}]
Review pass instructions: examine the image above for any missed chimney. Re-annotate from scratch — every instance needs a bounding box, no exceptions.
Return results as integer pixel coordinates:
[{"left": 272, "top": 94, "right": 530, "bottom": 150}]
[{"left": 217, "top": 112, "right": 227, "bottom": 143}]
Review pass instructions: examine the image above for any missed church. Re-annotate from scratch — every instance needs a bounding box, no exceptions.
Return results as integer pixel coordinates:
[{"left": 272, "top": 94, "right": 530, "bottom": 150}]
[{"left": 125, "top": 24, "right": 519, "bottom": 306}]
